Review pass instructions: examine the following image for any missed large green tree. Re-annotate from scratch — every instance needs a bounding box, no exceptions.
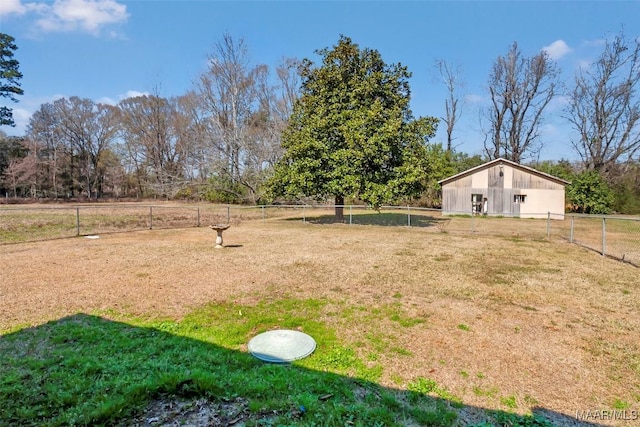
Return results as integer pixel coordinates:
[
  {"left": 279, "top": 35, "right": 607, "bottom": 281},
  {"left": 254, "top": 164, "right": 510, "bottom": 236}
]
[
  {"left": 567, "top": 170, "right": 614, "bottom": 214},
  {"left": 0, "top": 33, "right": 24, "bottom": 127},
  {"left": 269, "top": 36, "right": 437, "bottom": 219}
]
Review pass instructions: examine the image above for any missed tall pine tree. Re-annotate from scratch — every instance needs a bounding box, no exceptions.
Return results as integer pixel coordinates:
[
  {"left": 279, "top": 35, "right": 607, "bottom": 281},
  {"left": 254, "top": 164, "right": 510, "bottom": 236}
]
[{"left": 0, "top": 33, "right": 24, "bottom": 127}]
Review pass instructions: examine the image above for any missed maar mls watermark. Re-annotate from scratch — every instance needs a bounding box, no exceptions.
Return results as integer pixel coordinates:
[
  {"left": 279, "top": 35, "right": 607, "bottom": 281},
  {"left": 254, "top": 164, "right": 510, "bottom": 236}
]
[{"left": 576, "top": 409, "right": 638, "bottom": 422}]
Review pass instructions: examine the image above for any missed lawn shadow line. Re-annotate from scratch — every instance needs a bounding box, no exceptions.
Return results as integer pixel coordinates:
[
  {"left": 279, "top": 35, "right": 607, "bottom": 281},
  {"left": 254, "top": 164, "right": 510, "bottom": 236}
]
[{"left": 0, "top": 314, "right": 608, "bottom": 426}]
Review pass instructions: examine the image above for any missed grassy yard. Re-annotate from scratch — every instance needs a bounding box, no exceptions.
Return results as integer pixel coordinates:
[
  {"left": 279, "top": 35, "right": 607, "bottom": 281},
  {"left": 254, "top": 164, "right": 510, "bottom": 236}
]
[{"left": 1, "top": 213, "right": 638, "bottom": 426}]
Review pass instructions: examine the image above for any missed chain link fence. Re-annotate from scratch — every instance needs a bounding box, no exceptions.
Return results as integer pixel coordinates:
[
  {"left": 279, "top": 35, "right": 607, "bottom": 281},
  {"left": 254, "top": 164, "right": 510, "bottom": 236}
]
[
  {"left": 0, "top": 204, "right": 225, "bottom": 243},
  {"left": 2, "top": 204, "right": 638, "bottom": 267},
  {"left": 561, "top": 214, "right": 640, "bottom": 266}
]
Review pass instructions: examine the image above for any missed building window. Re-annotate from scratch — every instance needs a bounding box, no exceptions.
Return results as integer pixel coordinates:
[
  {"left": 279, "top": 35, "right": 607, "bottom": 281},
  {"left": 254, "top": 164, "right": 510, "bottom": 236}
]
[{"left": 514, "top": 194, "right": 526, "bottom": 204}]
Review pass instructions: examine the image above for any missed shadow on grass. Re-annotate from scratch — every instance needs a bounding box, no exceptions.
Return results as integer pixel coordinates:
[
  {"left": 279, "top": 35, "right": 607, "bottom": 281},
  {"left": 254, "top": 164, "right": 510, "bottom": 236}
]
[
  {"left": 286, "top": 212, "right": 450, "bottom": 229},
  {"left": 0, "top": 313, "right": 605, "bottom": 427}
]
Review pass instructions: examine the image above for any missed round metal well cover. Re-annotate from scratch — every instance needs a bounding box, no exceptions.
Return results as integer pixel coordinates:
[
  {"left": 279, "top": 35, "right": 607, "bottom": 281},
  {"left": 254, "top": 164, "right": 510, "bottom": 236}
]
[{"left": 248, "top": 329, "right": 316, "bottom": 363}]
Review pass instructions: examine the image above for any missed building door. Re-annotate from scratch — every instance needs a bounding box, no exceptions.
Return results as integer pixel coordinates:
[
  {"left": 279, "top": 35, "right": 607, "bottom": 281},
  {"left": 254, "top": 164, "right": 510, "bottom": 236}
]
[{"left": 471, "top": 193, "right": 483, "bottom": 215}]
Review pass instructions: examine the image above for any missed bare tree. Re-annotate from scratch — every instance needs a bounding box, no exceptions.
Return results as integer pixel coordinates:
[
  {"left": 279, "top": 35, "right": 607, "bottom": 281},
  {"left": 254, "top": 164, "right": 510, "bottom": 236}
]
[
  {"left": 0, "top": 132, "right": 28, "bottom": 196},
  {"left": 27, "top": 103, "right": 64, "bottom": 198},
  {"left": 118, "top": 92, "right": 192, "bottom": 198},
  {"left": 196, "top": 34, "right": 299, "bottom": 202},
  {"left": 484, "top": 42, "right": 560, "bottom": 162},
  {"left": 565, "top": 32, "right": 640, "bottom": 174},
  {"left": 2, "top": 137, "right": 37, "bottom": 197},
  {"left": 197, "top": 33, "right": 257, "bottom": 183},
  {"left": 239, "top": 59, "right": 301, "bottom": 202},
  {"left": 116, "top": 96, "right": 148, "bottom": 197},
  {"left": 173, "top": 91, "right": 214, "bottom": 182},
  {"left": 275, "top": 57, "right": 301, "bottom": 123},
  {"left": 54, "top": 97, "right": 119, "bottom": 198},
  {"left": 436, "top": 59, "right": 464, "bottom": 153}
]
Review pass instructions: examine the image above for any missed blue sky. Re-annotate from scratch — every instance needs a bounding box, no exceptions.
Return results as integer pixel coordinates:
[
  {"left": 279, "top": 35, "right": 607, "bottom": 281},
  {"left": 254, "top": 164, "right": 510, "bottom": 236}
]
[{"left": 1, "top": 0, "right": 639, "bottom": 161}]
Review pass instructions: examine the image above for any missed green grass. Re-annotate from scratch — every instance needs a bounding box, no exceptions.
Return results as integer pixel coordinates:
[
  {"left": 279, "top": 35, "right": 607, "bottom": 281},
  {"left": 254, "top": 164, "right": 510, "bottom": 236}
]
[
  {"left": 473, "top": 386, "right": 499, "bottom": 398},
  {"left": 0, "top": 206, "right": 200, "bottom": 244},
  {"left": 612, "top": 398, "right": 630, "bottom": 409},
  {"left": 500, "top": 395, "right": 518, "bottom": 409},
  {"left": 0, "top": 212, "right": 77, "bottom": 243},
  {"left": 0, "top": 296, "right": 568, "bottom": 426},
  {"left": 0, "top": 298, "right": 451, "bottom": 426},
  {"left": 457, "top": 323, "right": 471, "bottom": 332},
  {"left": 485, "top": 412, "right": 556, "bottom": 427}
]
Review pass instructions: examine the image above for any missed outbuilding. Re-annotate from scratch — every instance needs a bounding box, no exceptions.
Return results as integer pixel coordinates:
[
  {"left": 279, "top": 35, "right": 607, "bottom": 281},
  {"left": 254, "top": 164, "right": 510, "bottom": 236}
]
[{"left": 438, "top": 158, "right": 569, "bottom": 219}]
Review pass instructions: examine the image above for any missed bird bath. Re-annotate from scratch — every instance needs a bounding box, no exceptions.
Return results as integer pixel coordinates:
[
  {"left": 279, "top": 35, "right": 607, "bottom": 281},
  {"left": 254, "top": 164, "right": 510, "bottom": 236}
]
[{"left": 209, "top": 224, "right": 230, "bottom": 248}]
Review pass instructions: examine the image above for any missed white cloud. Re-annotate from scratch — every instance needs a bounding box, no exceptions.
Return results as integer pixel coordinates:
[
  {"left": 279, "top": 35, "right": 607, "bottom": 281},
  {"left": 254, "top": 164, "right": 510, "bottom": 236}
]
[
  {"left": 97, "top": 96, "right": 117, "bottom": 105},
  {"left": 0, "top": 94, "right": 66, "bottom": 136},
  {"left": 0, "top": 0, "right": 27, "bottom": 16},
  {"left": 0, "top": 0, "right": 47, "bottom": 18},
  {"left": 37, "top": 0, "right": 128, "bottom": 34},
  {"left": 97, "top": 91, "right": 149, "bottom": 105},
  {"left": 10, "top": 108, "right": 33, "bottom": 133},
  {"left": 542, "top": 40, "right": 571, "bottom": 60},
  {"left": 3, "top": 0, "right": 128, "bottom": 35},
  {"left": 123, "top": 90, "right": 149, "bottom": 99}
]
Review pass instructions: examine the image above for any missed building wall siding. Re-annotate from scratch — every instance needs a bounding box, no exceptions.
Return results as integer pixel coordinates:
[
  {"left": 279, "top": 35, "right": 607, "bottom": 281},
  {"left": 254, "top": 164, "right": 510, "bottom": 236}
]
[
  {"left": 441, "top": 162, "right": 566, "bottom": 219},
  {"left": 518, "top": 189, "right": 565, "bottom": 218},
  {"left": 512, "top": 169, "right": 564, "bottom": 190},
  {"left": 471, "top": 170, "right": 488, "bottom": 189},
  {"left": 449, "top": 175, "right": 472, "bottom": 188}
]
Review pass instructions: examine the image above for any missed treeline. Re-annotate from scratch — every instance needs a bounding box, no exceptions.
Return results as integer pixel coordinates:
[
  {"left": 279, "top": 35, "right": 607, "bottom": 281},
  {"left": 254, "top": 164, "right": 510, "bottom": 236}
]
[
  {"left": 1, "top": 33, "right": 640, "bottom": 214},
  {"left": 4, "top": 115, "right": 638, "bottom": 214},
  {"left": 0, "top": 35, "right": 298, "bottom": 204}
]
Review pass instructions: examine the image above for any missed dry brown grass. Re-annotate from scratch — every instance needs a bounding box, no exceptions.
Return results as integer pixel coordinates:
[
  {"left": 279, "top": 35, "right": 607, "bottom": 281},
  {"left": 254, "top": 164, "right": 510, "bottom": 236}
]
[{"left": 1, "top": 215, "right": 639, "bottom": 423}]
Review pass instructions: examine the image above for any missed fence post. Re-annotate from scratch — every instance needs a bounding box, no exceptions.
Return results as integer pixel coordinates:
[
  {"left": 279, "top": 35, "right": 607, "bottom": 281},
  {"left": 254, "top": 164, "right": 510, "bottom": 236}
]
[
  {"left": 602, "top": 217, "right": 606, "bottom": 257},
  {"left": 547, "top": 212, "right": 551, "bottom": 238},
  {"left": 262, "top": 205, "right": 265, "bottom": 223},
  {"left": 471, "top": 207, "right": 475, "bottom": 233},
  {"left": 76, "top": 207, "right": 80, "bottom": 236},
  {"left": 349, "top": 205, "right": 352, "bottom": 225},
  {"left": 407, "top": 205, "right": 411, "bottom": 227},
  {"left": 569, "top": 215, "right": 574, "bottom": 243},
  {"left": 303, "top": 205, "right": 306, "bottom": 224},
  {"left": 197, "top": 207, "right": 200, "bottom": 227},
  {"left": 149, "top": 206, "right": 153, "bottom": 229},
  {"left": 226, "top": 205, "right": 230, "bottom": 223}
]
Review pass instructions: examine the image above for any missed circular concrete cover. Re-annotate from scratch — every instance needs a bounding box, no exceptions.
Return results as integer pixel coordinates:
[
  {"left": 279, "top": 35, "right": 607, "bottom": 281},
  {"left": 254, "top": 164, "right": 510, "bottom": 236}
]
[{"left": 248, "top": 329, "right": 316, "bottom": 363}]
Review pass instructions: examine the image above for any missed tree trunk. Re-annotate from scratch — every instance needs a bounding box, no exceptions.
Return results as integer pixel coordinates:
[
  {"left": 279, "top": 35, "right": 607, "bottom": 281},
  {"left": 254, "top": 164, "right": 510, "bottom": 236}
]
[{"left": 335, "top": 195, "right": 344, "bottom": 222}]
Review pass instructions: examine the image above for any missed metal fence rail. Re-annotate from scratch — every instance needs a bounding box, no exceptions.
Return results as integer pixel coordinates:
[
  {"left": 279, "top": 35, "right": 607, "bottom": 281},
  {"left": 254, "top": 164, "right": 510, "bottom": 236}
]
[
  {"left": 2, "top": 204, "right": 638, "bottom": 267},
  {"left": 563, "top": 214, "right": 640, "bottom": 266},
  {"left": 0, "top": 204, "right": 225, "bottom": 243}
]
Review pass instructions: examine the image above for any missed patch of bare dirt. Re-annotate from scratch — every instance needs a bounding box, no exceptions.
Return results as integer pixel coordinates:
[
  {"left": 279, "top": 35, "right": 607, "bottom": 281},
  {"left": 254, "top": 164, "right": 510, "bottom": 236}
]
[{"left": 124, "top": 394, "right": 301, "bottom": 427}]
